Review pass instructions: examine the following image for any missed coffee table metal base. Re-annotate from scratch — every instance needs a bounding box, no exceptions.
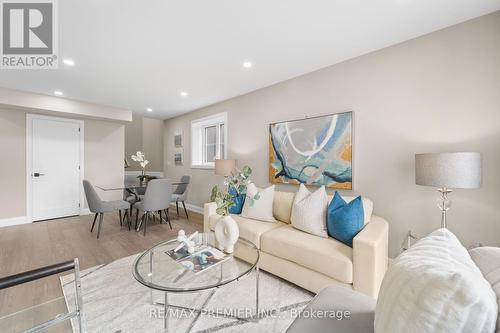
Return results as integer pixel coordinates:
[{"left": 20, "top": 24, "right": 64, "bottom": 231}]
[{"left": 151, "top": 264, "right": 260, "bottom": 332}]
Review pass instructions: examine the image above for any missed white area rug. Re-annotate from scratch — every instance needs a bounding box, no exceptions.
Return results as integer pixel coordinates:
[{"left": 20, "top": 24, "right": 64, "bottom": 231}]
[{"left": 61, "top": 254, "right": 313, "bottom": 333}]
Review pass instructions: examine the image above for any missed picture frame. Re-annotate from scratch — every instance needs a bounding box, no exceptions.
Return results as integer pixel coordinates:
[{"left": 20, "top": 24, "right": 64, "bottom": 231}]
[
  {"left": 269, "top": 111, "right": 353, "bottom": 189},
  {"left": 174, "top": 131, "right": 183, "bottom": 147},
  {"left": 174, "top": 149, "right": 183, "bottom": 165}
]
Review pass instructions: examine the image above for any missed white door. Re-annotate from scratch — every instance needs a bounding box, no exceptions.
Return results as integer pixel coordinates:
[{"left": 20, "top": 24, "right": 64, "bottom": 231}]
[{"left": 29, "top": 115, "right": 82, "bottom": 221}]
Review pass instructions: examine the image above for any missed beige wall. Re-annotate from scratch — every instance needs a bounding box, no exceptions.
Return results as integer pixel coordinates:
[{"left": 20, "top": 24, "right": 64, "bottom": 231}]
[
  {"left": 0, "top": 109, "right": 26, "bottom": 218},
  {"left": 164, "top": 12, "right": 500, "bottom": 256},
  {"left": 0, "top": 108, "right": 125, "bottom": 220},
  {"left": 142, "top": 117, "right": 164, "bottom": 171},
  {"left": 125, "top": 116, "right": 143, "bottom": 171},
  {"left": 125, "top": 116, "right": 164, "bottom": 171},
  {"left": 84, "top": 119, "right": 125, "bottom": 203}
]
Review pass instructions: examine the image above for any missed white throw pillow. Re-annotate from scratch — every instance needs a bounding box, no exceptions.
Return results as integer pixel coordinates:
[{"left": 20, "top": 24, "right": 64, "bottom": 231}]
[
  {"left": 375, "top": 228, "right": 497, "bottom": 333},
  {"left": 241, "top": 183, "right": 276, "bottom": 223},
  {"left": 290, "top": 184, "right": 328, "bottom": 238},
  {"left": 470, "top": 247, "right": 500, "bottom": 333}
]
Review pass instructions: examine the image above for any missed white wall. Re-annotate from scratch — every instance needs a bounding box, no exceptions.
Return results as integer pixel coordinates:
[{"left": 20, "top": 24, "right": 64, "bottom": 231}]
[
  {"left": 164, "top": 12, "right": 500, "bottom": 256},
  {"left": 0, "top": 87, "right": 131, "bottom": 122}
]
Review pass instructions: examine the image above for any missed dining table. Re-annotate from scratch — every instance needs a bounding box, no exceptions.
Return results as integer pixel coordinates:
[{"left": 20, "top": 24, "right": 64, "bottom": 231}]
[{"left": 97, "top": 180, "right": 189, "bottom": 200}]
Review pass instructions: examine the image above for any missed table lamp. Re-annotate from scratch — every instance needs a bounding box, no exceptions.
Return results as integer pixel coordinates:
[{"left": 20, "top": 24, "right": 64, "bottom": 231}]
[
  {"left": 415, "top": 152, "right": 482, "bottom": 228},
  {"left": 215, "top": 159, "right": 236, "bottom": 177}
]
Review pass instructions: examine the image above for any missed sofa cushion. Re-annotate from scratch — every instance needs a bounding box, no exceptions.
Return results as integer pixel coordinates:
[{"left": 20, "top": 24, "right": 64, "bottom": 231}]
[
  {"left": 241, "top": 184, "right": 276, "bottom": 223},
  {"left": 470, "top": 247, "right": 500, "bottom": 333},
  {"left": 286, "top": 285, "right": 375, "bottom": 333},
  {"left": 339, "top": 195, "right": 373, "bottom": 225},
  {"left": 228, "top": 185, "right": 245, "bottom": 214},
  {"left": 291, "top": 184, "right": 329, "bottom": 238},
  {"left": 271, "top": 189, "right": 373, "bottom": 225},
  {"left": 327, "top": 192, "right": 365, "bottom": 247},
  {"left": 261, "top": 224, "right": 353, "bottom": 284},
  {"left": 273, "top": 190, "right": 295, "bottom": 223},
  {"left": 375, "top": 228, "right": 497, "bottom": 333},
  {"left": 209, "top": 214, "right": 285, "bottom": 249}
]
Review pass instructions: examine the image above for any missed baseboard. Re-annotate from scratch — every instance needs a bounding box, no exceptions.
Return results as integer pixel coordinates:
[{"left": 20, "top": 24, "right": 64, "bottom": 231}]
[
  {"left": 80, "top": 208, "right": 91, "bottom": 215},
  {"left": 0, "top": 216, "right": 31, "bottom": 228},
  {"left": 185, "top": 203, "right": 203, "bottom": 214},
  {"left": 125, "top": 170, "right": 164, "bottom": 177}
]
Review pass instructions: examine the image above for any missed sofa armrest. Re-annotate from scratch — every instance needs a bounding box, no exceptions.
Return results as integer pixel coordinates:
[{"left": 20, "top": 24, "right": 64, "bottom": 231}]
[
  {"left": 203, "top": 202, "right": 219, "bottom": 233},
  {"left": 352, "top": 215, "right": 389, "bottom": 298}
]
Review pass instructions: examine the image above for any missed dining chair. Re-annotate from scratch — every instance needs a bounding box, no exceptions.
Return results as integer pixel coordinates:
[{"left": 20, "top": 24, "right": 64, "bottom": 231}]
[
  {"left": 123, "top": 174, "right": 146, "bottom": 217},
  {"left": 171, "top": 175, "right": 191, "bottom": 219},
  {"left": 134, "top": 178, "right": 173, "bottom": 236},
  {"left": 83, "top": 180, "right": 131, "bottom": 239}
]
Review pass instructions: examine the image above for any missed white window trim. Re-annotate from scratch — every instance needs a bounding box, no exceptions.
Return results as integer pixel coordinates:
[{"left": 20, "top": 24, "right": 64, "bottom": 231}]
[{"left": 191, "top": 112, "right": 227, "bottom": 169}]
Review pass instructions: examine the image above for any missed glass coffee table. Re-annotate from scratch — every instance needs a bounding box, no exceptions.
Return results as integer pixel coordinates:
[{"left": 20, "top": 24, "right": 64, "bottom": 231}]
[{"left": 132, "top": 233, "right": 260, "bottom": 332}]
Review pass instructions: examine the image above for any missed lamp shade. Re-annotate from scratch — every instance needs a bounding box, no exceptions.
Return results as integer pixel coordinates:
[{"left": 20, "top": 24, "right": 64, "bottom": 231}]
[
  {"left": 415, "top": 152, "right": 481, "bottom": 189},
  {"left": 215, "top": 159, "right": 236, "bottom": 176}
]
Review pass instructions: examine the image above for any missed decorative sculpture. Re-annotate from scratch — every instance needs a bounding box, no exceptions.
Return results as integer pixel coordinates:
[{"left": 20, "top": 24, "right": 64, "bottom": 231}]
[
  {"left": 174, "top": 230, "right": 198, "bottom": 254},
  {"left": 214, "top": 216, "right": 239, "bottom": 254}
]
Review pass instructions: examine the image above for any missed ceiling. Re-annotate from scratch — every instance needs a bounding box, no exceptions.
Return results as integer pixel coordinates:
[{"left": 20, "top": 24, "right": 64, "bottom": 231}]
[{"left": 1, "top": 0, "right": 499, "bottom": 119}]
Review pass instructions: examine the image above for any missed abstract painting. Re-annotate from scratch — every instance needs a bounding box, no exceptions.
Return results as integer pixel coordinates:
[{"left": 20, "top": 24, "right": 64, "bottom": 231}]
[{"left": 269, "top": 111, "right": 352, "bottom": 189}]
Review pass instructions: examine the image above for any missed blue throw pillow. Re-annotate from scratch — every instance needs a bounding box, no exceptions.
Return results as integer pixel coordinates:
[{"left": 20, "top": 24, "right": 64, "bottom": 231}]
[
  {"left": 327, "top": 192, "right": 364, "bottom": 247},
  {"left": 228, "top": 186, "right": 245, "bottom": 214}
]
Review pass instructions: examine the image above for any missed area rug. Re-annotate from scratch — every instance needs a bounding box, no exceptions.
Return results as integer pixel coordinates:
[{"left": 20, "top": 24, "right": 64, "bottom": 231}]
[{"left": 60, "top": 254, "right": 313, "bottom": 333}]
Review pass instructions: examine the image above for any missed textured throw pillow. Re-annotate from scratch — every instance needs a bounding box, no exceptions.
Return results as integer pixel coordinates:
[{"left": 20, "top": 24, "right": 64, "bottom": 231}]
[
  {"left": 375, "top": 228, "right": 497, "bottom": 333},
  {"left": 327, "top": 192, "right": 364, "bottom": 247},
  {"left": 241, "top": 183, "right": 276, "bottom": 222},
  {"left": 228, "top": 185, "right": 245, "bottom": 214},
  {"left": 470, "top": 247, "right": 500, "bottom": 333},
  {"left": 290, "top": 184, "right": 328, "bottom": 238},
  {"left": 338, "top": 195, "right": 373, "bottom": 225}
]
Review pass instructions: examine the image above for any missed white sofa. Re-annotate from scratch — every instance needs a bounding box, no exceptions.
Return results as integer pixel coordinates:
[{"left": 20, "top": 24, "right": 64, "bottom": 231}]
[{"left": 204, "top": 189, "right": 389, "bottom": 298}]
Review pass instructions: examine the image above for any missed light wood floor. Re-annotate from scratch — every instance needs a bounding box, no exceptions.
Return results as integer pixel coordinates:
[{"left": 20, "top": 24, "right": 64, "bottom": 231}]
[{"left": 0, "top": 209, "right": 203, "bottom": 319}]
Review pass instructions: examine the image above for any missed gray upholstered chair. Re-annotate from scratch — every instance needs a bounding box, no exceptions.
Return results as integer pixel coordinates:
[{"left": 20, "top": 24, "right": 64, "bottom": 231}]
[
  {"left": 83, "top": 180, "right": 131, "bottom": 239},
  {"left": 134, "top": 178, "right": 173, "bottom": 235},
  {"left": 123, "top": 174, "right": 146, "bottom": 216},
  {"left": 171, "top": 175, "right": 190, "bottom": 219},
  {"left": 286, "top": 286, "right": 375, "bottom": 333}
]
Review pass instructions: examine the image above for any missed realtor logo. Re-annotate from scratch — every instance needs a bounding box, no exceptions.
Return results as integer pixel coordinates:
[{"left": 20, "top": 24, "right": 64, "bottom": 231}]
[{"left": 1, "top": 0, "right": 58, "bottom": 69}]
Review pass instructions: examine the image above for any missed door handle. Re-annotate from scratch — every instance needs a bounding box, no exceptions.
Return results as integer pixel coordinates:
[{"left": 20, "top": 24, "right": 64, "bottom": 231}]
[{"left": 33, "top": 173, "right": 45, "bottom": 177}]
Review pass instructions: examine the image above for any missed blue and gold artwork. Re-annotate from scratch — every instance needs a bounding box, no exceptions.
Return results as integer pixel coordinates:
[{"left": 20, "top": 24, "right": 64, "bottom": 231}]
[{"left": 269, "top": 112, "right": 352, "bottom": 189}]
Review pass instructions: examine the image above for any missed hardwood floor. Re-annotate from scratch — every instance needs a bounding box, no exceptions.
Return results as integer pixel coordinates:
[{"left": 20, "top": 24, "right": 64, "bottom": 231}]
[{"left": 0, "top": 209, "right": 203, "bottom": 319}]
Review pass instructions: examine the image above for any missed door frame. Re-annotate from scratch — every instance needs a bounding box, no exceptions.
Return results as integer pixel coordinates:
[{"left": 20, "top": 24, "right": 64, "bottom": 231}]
[{"left": 26, "top": 114, "right": 85, "bottom": 222}]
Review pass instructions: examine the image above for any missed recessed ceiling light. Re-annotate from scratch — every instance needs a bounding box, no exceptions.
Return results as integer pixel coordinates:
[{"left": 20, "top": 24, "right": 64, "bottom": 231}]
[
  {"left": 242, "top": 61, "right": 252, "bottom": 69},
  {"left": 180, "top": 91, "right": 188, "bottom": 97},
  {"left": 146, "top": 108, "right": 153, "bottom": 112},
  {"left": 63, "top": 59, "right": 75, "bottom": 66},
  {"left": 54, "top": 90, "right": 63, "bottom": 96}
]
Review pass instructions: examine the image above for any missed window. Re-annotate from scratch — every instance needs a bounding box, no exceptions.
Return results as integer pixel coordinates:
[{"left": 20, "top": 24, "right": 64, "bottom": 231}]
[{"left": 191, "top": 112, "right": 227, "bottom": 168}]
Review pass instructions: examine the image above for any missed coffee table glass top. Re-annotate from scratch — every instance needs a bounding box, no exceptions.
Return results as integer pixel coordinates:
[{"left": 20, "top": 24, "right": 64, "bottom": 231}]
[{"left": 133, "top": 233, "right": 259, "bottom": 292}]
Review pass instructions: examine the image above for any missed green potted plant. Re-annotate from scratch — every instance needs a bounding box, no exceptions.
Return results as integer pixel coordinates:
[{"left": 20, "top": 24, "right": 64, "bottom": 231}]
[{"left": 210, "top": 166, "right": 259, "bottom": 253}]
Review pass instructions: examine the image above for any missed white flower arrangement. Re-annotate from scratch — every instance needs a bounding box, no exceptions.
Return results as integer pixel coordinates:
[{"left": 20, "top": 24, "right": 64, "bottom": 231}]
[{"left": 131, "top": 151, "right": 150, "bottom": 179}]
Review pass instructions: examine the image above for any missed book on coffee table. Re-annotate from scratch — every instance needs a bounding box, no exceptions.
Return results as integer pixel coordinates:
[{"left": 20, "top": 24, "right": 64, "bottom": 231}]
[
  {"left": 178, "top": 246, "right": 229, "bottom": 274},
  {"left": 165, "top": 246, "right": 194, "bottom": 261}
]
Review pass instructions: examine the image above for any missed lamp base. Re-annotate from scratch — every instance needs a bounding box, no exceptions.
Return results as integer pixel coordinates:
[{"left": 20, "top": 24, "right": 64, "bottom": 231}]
[
  {"left": 437, "top": 188, "right": 453, "bottom": 229},
  {"left": 401, "top": 230, "right": 420, "bottom": 252}
]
